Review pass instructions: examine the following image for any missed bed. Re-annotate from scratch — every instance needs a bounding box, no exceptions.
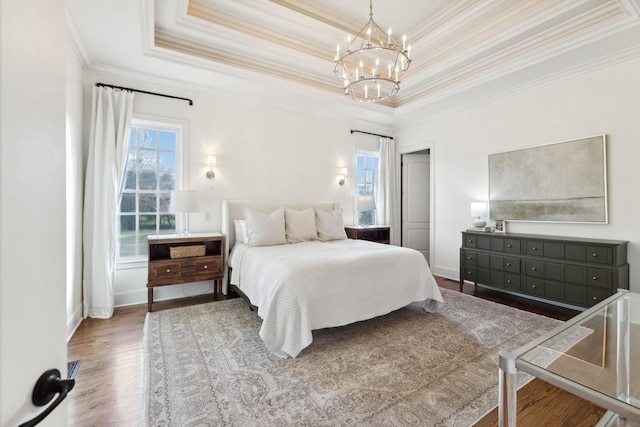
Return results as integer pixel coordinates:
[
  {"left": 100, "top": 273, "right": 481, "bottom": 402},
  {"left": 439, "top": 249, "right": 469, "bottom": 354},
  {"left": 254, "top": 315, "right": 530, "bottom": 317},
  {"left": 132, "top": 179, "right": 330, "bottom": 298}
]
[{"left": 221, "top": 200, "right": 444, "bottom": 358}]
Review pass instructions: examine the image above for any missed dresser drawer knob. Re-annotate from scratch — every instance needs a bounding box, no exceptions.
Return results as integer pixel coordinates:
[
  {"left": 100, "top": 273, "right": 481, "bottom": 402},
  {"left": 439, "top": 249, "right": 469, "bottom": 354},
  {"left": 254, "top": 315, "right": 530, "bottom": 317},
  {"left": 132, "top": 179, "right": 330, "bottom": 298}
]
[
  {"left": 468, "top": 239, "right": 473, "bottom": 244},
  {"left": 592, "top": 276, "right": 597, "bottom": 280},
  {"left": 204, "top": 265, "right": 208, "bottom": 269},
  {"left": 166, "top": 268, "right": 171, "bottom": 273},
  {"left": 592, "top": 253, "right": 598, "bottom": 257},
  {"left": 507, "top": 244, "right": 512, "bottom": 248},
  {"left": 531, "top": 284, "right": 537, "bottom": 289},
  {"left": 531, "top": 267, "right": 537, "bottom": 271},
  {"left": 532, "top": 247, "right": 538, "bottom": 251},
  {"left": 506, "top": 280, "right": 512, "bottom": 284},
  {"left": 592, "top": 296, "right": 598, "bottom": 300},
  {"left": 506, "top": 263, "right": 511, "bottom": 266},
  {"left": 467, "top": 256, "right": 472, "bottom": 260}
]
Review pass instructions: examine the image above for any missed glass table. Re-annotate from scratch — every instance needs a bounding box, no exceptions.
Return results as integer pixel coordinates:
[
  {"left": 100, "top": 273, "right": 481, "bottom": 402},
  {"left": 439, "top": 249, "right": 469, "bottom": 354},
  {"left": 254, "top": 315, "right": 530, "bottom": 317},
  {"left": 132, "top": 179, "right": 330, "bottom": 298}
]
[{"left": 498, "top": 290, "right": 640, "bottom": 426}]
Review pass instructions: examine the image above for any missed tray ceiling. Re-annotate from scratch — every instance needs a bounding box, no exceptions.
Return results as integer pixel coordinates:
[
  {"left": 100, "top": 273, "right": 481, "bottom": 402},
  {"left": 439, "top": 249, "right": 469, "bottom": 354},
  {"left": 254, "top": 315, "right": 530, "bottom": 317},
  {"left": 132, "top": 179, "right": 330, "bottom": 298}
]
[{"left": 67, "top": 0, "right": 640, "bottom": 114}]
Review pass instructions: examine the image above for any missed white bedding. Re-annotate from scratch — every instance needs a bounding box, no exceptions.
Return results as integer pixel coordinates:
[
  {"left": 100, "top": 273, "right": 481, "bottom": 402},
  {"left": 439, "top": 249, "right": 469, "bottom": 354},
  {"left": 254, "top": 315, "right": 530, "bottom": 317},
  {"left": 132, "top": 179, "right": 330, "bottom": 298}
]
[{"left": 229, "top": 239, "right": 444, "bottom": 358}]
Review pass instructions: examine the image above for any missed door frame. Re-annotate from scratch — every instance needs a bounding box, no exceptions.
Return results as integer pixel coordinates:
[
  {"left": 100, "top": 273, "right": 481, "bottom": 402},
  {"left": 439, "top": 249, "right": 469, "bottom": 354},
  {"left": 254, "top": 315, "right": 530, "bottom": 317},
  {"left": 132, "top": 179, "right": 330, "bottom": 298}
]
[{"left": 398, "top": 140, "right": 435, "bottom": 265}]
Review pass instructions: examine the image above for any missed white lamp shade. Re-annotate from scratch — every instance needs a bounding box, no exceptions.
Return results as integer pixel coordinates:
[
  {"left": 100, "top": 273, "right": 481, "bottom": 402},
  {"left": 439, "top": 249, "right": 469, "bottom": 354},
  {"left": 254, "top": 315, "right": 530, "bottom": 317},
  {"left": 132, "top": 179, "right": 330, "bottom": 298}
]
[
  {"left": 339, "top": 167, "right": 348, "bottom": 176},
  {"left": 357, "top": 196, "right": 376, "bottom": 212},
  {"left": 169, "top": 191, "right": 200, "bottom": 213},
  {"left": 470, "top": 202, "right": 487, "bottom": 218},
  {"left": 207, "top": 155, "right": 217, "bottom": 167}
]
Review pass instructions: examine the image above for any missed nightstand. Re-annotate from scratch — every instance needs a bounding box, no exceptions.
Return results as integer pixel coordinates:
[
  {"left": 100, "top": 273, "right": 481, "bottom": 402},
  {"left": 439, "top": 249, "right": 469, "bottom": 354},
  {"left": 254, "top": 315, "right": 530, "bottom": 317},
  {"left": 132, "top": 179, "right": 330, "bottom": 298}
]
[
  {"left": 344, "top": 225, "right": 390, "bottom": 244},
  {"left": 147, "top": 233, "right": 224, "bottom": 312}
]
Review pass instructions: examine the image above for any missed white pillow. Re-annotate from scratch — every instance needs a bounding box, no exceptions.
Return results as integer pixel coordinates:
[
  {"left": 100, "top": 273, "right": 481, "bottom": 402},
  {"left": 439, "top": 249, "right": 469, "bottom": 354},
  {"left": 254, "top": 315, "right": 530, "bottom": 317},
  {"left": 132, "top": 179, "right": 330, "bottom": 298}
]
[
  {"left": 285, "top": 208, "right": 317, "bottom": 243},
  {"left": 244, "top": 208, "right": 287, "bottom": 247},
  {"left": 233, "top": 219, "right": 249, "bottom": 244},
  {"left": 315, "top": 208, "right": 347, "bottom": 241}
]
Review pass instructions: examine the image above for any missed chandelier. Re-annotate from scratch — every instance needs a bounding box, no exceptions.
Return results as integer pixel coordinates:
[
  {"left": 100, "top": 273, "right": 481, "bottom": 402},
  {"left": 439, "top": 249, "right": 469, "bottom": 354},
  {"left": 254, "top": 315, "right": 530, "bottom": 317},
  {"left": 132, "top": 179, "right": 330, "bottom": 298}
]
[{"left": 334, "top": 0, "right": 411, "bottom": 103}]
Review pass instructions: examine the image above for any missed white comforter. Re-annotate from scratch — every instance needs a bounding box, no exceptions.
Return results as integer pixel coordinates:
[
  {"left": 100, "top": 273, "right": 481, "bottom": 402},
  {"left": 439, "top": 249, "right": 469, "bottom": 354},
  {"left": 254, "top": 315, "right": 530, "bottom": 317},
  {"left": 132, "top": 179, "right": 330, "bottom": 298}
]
[{"left": 229, "top": 239, "right": 444, "bottom": 358}]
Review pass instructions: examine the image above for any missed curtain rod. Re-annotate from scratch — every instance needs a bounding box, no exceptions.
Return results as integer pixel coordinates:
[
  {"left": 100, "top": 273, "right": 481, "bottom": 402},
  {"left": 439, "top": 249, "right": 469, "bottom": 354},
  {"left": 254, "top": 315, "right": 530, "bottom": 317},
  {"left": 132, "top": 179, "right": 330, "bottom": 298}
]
[
  {"left": 95, "top": 83, "right": 193, "bottom": 106},
  {"left": 350, "top": 130, "right": 394, "bottom": 140}
]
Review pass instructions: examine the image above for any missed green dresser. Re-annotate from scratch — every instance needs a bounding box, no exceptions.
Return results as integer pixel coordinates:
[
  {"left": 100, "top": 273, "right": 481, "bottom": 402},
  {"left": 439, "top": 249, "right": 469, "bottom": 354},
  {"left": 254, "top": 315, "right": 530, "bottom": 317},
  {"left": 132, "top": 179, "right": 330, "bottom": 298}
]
[{"left": 460, "top": 231, "right": 629, "bottom": 308}]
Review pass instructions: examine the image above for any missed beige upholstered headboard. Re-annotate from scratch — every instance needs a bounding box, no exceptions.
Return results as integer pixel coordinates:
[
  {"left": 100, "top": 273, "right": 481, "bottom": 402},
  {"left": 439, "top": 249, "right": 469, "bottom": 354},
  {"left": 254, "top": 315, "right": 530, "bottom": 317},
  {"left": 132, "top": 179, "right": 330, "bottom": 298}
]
[{"left": 221, "top": 200, "right": 340, "bottom": 257}]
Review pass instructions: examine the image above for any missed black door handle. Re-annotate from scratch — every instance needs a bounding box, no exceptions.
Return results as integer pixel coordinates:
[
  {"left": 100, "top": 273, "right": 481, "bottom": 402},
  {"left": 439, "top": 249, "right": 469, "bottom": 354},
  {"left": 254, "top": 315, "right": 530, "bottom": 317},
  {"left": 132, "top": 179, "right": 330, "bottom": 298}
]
[{"left": 19, "top": 369, "right": 75, "bottom": 427}]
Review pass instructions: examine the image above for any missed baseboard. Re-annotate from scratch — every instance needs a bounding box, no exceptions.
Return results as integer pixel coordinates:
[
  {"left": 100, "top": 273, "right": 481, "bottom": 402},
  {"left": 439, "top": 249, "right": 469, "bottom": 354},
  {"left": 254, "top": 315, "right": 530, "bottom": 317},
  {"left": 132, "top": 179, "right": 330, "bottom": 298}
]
[
  {"left": 67, "top": 303, "right": 83, "bottom": 342},
  {"left": 430, "top": 265, "right": 458, "bottom": 282},
  {"left": 115, "top": 281, "right": 215, "bottom": 307}
]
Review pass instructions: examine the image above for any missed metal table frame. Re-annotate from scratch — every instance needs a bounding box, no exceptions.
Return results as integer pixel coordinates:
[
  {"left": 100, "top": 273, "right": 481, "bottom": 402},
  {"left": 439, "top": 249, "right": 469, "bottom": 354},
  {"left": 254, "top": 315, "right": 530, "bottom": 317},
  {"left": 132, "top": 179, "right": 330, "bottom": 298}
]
[{"left": 498, "top": 289, "right": 640, "bottom": 426}]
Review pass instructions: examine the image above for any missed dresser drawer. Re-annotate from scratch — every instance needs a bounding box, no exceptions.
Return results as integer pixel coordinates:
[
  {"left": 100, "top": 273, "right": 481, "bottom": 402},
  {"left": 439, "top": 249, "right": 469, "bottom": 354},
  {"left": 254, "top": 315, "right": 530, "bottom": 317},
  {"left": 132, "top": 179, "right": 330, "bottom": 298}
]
[
  {"left": 463, "top": 250, "right": 477, "bottom": 265},
  {"left": 587, "top": 268, "right": 612, "bottom": 289},
  {"left": 524, "top": 260, "right": 544, "bottom": 278},
  {"left": 587, "top": 288, "right": 612, "bottom": 306},
  {"left": 586, "top": 246, "right": 613, "bottom": 265},
  {"left": 504, "top": 239, "right": 521, "bottom": 254},
  {"left": 524, "top": 241, "right": 544, "bottom": 257},
  {"left": 523, "top": 278, "right": 544, "bottom": 296},
  {"left": 503, "top": 274, "right": 521, "bottom": 291},
  {"left": 504, "top": 257, "right": 520, "bottom": 273},
  {"left": 463, "top": 234, "right": 478, "bottom": 248}
]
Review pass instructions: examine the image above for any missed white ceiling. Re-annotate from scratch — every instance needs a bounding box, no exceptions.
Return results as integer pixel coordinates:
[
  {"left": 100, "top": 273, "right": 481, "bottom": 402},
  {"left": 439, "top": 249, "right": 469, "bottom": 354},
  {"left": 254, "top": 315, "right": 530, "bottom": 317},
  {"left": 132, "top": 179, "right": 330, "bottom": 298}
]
[{"left": 67, "top": 0, "right": 640, "bottom": 118}]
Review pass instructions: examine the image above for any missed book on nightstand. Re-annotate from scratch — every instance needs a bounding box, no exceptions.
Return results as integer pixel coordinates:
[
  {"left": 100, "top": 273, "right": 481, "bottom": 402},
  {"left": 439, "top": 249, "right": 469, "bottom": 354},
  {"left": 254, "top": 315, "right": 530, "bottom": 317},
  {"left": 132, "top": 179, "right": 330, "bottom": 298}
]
[{"left": 466, "top": 226, "right": 494, "bottom": 233}]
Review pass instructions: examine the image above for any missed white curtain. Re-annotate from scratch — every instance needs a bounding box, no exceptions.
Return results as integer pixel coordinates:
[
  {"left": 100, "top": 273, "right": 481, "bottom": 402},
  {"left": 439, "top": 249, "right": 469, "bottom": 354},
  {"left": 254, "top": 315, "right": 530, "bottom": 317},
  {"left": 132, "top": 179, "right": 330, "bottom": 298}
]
[
  {"left": 377, "top": 137, "right": 399, "bottom": 243},
  {"left": 83, "top": 86, "right": 135, "bottom": 319}
]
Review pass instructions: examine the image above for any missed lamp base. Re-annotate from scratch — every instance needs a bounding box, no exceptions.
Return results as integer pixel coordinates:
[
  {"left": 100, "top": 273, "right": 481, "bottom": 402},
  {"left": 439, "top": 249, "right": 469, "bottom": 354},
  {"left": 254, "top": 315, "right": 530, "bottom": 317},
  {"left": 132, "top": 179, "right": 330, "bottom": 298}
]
[{"left": 472, "top": 218, "right": 486, "bottom": 228}]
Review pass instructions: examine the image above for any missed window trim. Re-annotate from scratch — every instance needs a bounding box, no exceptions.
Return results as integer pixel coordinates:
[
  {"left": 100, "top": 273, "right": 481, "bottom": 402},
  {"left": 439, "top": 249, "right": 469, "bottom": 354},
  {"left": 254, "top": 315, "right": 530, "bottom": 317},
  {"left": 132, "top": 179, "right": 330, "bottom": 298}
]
[{"left": 116, "top": 115, "right": 189, "bottom": 266}]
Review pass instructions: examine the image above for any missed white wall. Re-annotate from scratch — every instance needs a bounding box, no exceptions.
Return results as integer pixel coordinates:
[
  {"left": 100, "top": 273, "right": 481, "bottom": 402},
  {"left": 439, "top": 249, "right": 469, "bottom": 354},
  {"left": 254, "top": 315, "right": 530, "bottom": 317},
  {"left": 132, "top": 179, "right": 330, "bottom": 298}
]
[
  {"left": 395, "top": 57, "right": 640, "bottom": 292},
  {"left": 82, "top": 72, "right": 389, "bottom": 306},
  {"left": 66, "top": 40, "right": 84, "bottom": 340}
]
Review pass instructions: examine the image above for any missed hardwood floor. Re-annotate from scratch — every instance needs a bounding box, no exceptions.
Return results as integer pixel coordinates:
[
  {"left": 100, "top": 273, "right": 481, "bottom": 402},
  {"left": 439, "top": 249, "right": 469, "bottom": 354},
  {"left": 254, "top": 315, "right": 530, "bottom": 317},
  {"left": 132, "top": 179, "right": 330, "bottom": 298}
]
[{"left": 67, "top": 278, "right": 606, "bottom": 426}]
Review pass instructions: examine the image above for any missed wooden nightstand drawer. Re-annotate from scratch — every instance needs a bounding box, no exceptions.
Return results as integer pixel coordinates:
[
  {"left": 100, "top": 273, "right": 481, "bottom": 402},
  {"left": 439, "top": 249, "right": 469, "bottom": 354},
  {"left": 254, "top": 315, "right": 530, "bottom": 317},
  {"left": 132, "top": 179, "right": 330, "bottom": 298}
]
[{"left": 149, "top": 260, "right": 182, "bottom": 285}]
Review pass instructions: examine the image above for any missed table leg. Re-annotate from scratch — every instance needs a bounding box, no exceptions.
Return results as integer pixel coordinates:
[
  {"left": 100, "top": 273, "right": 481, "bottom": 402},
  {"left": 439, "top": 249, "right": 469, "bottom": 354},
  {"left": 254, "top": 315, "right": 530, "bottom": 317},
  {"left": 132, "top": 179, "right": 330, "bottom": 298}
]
[
  {"left": 499, "top": 352, "right": 518, "bottom": 427},
  {"left": 147, "top": 286, "right": 153, "bottom": 312}
]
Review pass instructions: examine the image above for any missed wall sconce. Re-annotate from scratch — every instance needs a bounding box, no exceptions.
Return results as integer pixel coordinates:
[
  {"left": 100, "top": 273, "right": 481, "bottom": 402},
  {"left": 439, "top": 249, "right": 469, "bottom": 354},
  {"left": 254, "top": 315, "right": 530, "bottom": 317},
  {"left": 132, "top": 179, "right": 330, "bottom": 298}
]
[
  {"left": 338, "top": 167, "right": 348, "bottom": 186},
  {"left": 206, "top": 155, "right": 216, "bottom": 179}
]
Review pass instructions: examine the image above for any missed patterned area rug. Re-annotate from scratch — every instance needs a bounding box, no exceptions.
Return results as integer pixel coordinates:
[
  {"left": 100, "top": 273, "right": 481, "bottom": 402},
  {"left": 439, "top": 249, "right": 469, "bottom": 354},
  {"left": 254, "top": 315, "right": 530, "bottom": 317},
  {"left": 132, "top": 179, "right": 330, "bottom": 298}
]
[{"left": 144, "top": 288, "right": 562, "bottom": 426}]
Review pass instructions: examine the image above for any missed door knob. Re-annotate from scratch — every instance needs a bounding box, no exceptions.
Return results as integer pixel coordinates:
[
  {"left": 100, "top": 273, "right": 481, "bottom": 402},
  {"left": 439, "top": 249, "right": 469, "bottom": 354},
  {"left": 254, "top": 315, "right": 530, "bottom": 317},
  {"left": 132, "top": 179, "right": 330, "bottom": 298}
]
[{"left": 19, "top": 369, "right": 75, "bottom": 427}]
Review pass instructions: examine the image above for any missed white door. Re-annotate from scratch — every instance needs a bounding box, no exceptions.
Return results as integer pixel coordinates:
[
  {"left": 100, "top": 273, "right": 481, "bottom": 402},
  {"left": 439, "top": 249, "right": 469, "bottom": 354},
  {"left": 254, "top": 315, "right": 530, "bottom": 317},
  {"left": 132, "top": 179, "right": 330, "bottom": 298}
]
[
  {"left": 1, "top": 0, "right": 69, "bottom": 425},
  {"left": 402, "top": 153, "right": 430, "bottom": 263}
]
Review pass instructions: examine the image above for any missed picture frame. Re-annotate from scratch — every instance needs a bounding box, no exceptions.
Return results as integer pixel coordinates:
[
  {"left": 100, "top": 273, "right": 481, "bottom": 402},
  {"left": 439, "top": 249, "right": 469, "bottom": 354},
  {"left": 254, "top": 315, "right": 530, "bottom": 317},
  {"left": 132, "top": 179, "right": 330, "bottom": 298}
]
[
  {"left": 488, "top": 134, "right": 607, "bottom": 223},
  {"left": 494, "top": 220, "right": 506, "bottom": 233}
]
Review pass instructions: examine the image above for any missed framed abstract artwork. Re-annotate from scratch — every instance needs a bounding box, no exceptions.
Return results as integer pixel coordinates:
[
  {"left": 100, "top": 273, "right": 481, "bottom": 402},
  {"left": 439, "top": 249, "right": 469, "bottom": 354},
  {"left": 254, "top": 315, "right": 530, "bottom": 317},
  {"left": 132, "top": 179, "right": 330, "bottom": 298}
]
[{"left": 489, "top": 135, "right": 607, "bottom": 223}]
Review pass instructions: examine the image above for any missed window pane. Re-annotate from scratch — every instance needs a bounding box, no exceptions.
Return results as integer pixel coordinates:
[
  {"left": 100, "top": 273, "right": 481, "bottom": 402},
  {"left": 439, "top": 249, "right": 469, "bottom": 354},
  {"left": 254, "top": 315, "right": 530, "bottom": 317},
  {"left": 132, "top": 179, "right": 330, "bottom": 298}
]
[
  {"left": 139, "top": 214, "right": 157, "bottom": 231},
  {"left": 365, "top": 170, "right": 373, "bottom": 182},
  {"left": 159, "top": 193, "right": 171, "bottom": 212},
  {"left": 139, "top": 171, "right": 157, "bottom": 190},
  {"left": 119, "top": 234, "right": 137, "bottom": 258},
  {"left": 138, "top": 129, "right": 157, "bottom": 149},
  {"left": 124, "top": 170, "right": 136, "bottom": 190},
  {"left": 120, "top": 193, "right": 135, "bottom": 213},
  {"left": 159, "top": 214, "right": 175, "bottom": 231},
  {"left": 138, "top": 149, "right": 157, "bottom": 170},
  {"left": 119, "top": 215, "right": 136, "bottom": 233},
  {"left": 127, "top": 147, "right": 137, "bottom": 170},
  {"left": 159, "top": 172, "right": 175, "bottom": 191},
  {"left": 158, "top": 151, "right": 176, "bottom": 172},
  {"left": 139, "top": 194, "right": 156, "bottom": 213},
  {"left": 159, "top": 131, "right": 176, "bottom": 150}
]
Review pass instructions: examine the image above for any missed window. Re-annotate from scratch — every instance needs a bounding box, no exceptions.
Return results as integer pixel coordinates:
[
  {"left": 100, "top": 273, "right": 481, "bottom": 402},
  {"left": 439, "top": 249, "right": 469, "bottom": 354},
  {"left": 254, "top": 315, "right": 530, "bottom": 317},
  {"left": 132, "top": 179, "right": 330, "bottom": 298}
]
[
  {"left": 118, "top": 119, "right": 183, "bottom": 260},
  {"left": 356, "top": 152, "right": 379, "bottom": 225}
]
